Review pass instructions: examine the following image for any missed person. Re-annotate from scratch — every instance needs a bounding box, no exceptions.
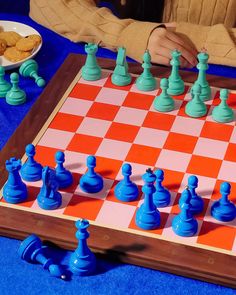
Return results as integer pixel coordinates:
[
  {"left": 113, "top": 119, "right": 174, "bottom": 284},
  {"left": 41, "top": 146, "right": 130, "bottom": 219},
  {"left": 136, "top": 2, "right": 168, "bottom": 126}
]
[{"left": 29, "top": 0, "right": 236, "bottom": 67}]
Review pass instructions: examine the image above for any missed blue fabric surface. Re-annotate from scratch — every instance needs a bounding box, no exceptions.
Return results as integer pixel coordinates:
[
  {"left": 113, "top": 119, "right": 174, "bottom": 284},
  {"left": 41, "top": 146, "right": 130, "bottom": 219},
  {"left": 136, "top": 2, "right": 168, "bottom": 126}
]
[{"left": 0, "top": 10, "right": 236, "bottom": 295}]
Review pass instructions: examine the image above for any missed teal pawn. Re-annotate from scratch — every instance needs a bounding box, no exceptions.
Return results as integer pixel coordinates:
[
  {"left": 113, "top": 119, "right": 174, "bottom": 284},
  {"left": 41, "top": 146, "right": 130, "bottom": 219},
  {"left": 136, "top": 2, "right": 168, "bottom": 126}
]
[
  {"left": 136, "top": 50, "right": 156, "bottom": 91},
  {"left": 6, "top": 73, "right": 26, "bottom": 105},
  {"left": 212, "top": 89, "right": 234, "bottom": 123},
  {"left": 167, "top": 49, "right": 184, "bottom": 95},
  {"left": 0, "top": 66, "right": 11, "bottom": 98},
  {"left": 111, "top": 47, "right": 131, "bottom": 86},
  {"left": 191, "top": 51, "right": 211, "bottom": 101},
  {"left": 19, "top": 59, "right": 46, "bottom": 87},
  {"left": 185, "top": 83, "right": 207, "bottom": 118},
  {"left": 82, "top": 43, "right": 101, "bottom": 81},
  {"left": 154, "top": 78, "right": 175, "bottom": 112}
]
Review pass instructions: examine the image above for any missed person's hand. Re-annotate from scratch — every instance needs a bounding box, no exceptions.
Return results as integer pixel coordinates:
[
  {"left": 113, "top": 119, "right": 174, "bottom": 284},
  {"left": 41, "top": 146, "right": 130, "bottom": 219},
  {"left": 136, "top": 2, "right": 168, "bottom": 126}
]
[{"left": 147, "top": 23, "right": 198, "bottom": 68}]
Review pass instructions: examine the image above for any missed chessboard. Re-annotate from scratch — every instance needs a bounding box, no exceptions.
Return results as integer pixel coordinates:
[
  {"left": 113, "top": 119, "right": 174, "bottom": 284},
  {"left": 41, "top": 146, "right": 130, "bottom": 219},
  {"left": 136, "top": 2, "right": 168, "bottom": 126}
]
[{"left": 0, "top": 54, "right": 236, "bottom": 288}]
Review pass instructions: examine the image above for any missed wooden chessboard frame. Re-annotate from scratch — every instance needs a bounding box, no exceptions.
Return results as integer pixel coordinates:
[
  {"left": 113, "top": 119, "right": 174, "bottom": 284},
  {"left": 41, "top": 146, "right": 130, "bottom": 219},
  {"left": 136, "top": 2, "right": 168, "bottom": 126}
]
[{"left": 0, "top": 54, "right": 236, "bottom": 288}]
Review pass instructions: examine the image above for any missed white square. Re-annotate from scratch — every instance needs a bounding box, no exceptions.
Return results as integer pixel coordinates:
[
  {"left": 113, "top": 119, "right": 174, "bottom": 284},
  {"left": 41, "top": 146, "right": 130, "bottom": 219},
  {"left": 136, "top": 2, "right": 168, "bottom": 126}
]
[
  {"left": 218, "top": 160, "right": 236, "bottom": 183},
  {"left": 114, "top": 106, "right": 148, "bottom": 126},
  {"left": 64, "top": 151, "right": 89, "bottom": 174},
  {"left": 60, "top": 97, "right": 92, "bottom": 116},
  {"left": 171, "top": 116, "right": 205, "bottom": 137},
  {"left": 95, "top": 87, "right": 128, "bottom": 106},
  {"left": 96, "top": 139, "right": 132, "bottom": 161},
  {"left": 134, "top": 127, "right": 168, "bottom": 148},
  {"left": 156, "top": 150, "right": 191, "bottom": 172},
  {"left": 38, "top": 128, "right": 74, "bottom": 150},
  {"left": 77, "top": 117, "right": 111, "bottom": 137}
]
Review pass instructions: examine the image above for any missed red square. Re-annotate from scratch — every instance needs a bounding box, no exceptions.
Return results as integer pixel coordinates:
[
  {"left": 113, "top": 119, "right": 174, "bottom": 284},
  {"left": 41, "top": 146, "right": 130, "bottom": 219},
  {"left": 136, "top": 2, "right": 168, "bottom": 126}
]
[
  {"left": 96, "top": 156, "right": 123, "bottom": 179},
  {"left": 35, "top": 145, "right": 59, "bottom": 167},
  {"left": 49, "top": 113, "right": 83, "bottom": 132},
  {"left": 105, "top": 122, "right": 139, "bottom": 142},
  {"left": 197, "top": 221, "right": 236, "bottom": 250},
  {"left": 224, "top": 143, "right": 236, "bottom": 162},
  {"left": 212, "top": 180, "right": 236, "bottom": 203},
  {"left": 187, "top": 155, "right": 222, "bottom": 178},
  {"left": 129, "top": 210, "right": 169, "bottom": 235},
  {"left": 64, "top": 194, "right": 104, "bottom": 220},
  {"left": 200, "top": 121, "right": 233, "bottom": 142},
  {"left": 122, "top": 92, "right": 154, "bottom": 110},
  {"left": 126, "top": 144, "right": 161, "bottom": 166},
  {"left": 143, "top": 111, "right": 175, "bottom": 131},
  {"left": 69, "top": 83, "right": 101, "bottom": 101},
  {"left": 87, "top": 102, "right": 119, "bottom": 121},
  {"left": 163, "top": 132, "right": 198, "bottom": 154},
  {"left": 178, "top": 101, "right": 210, "bottom": 120},
  {"left": 67, "top": 134, "right": 102, "bottom": 154},
  {"left": 104, "top": 74, "right": 134, "bottom": 91}
]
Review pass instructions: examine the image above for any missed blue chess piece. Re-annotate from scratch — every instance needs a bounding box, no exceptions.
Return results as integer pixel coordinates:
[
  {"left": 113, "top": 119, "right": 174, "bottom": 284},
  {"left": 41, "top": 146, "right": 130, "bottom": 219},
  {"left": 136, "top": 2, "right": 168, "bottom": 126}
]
[
  {"left": 3, "top": 157, "right": 28, "bottom": 204},
  {"left": 55, "top": 151, "right": 73, "bottom": 188},
  {"left": 114, "top": 163, "right": 139, "bottom": 202},
  {"left": 18, "top": 234, "right": 66, "bottom": 279},
  {"left": 153, "top": 169, "right": 171, "bottom": 208},
  {"left": 211, "top": 182, "right": 236, "bottom": 222},
  {"left": 37, "top": 166, "right": 62, "bottom": 210},
  {"left": 69, "top": 219, "right": 96, "bottom": 276},
  {"left": 21, "top": 144, "right": 42, "bottom": 182},
  {"left": 172, "top": 188, "right": 198, "bottom": 237},
  {"left": 179, "top": 176, "right": 204, "bottom": 215},
  {"left": 135, "top": 169, "right": 161, "bottom": 230},
  {"left": 80, "top": 156, "right": 103, "bottom": 193}
]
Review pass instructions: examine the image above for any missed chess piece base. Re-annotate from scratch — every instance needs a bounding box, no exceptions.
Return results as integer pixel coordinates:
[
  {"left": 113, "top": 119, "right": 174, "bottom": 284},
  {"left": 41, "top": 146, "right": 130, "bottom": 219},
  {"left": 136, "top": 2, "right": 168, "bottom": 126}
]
[
  {"left": 3, "top": 183, "right": 28, "bottom": 204},
  {"left": 56, "top": 171, "right": 73, "bottom": 189},
  {"left": 211, "top": 201, "right": 236, "bottom": 222},
  {"left": 69, "top": 252, "right": 96, "bottom": 276},
  {"left": 185, "top": 101, "right": 207, "bottom": 118},
  {"left": 82, "top": 66, "right": 101, "bottom": 81},
  {"left": 114, "top": 181, "right": 139, "bottom": 202},
  {"left": 6, "top": 90, "right": 26, "bottom": 105},
  {"left": 135, "top": 205, "right": 160, "bottom": 230},
  {"left": 0, "top": 82, "right": 11, "bottom": 98},
  {"left": 172, "top": 215, "right": 198, "bottom": 237},
  {"left": 111, "top": 73, "right": 131, "bottom": 86},
  {"left": 167, "top": 80, "right": 184, "bottom": 96},
  {"left": 80, "top": 174, "right": 103, "bottom": 193},
  {"left": 136, "top": 76, "right": 156, "bottom": 92},
  {"left": 154, "top": 96, "right": 175, "bottom": 112},
  {"left": 212, "top": 107, "right": 234, "bottom": 123},
  {"left": 37, "top": 191, "right": 62, "bottom": 210},
  {"left": 153, "top": 189, "right": 171, "bottom": 208},
  {"left": 20, "top": 163, "right": 42, "bottom": 182}
]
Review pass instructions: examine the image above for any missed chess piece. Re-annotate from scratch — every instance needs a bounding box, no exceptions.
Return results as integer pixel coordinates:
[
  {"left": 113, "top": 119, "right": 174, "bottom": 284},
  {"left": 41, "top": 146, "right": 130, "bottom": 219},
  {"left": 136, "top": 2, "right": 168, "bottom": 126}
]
[
  {"left": 211, "top": 182, "right": 236, "bottom": 222},
  {"left": 185, "top": 83, "right": 207, "bottom": 117},
  {"left": 18, "top": 234, "right": 66, "bottom": 279},
  {"left": 153, "top": 169, "right": 171, "bottom": 208},
  {"left": 167, "top": 49, "right": 184, "bottom": 95},
  {"left": 179, "top": 176, "right": 204, "bottom": 215},
  {"left": 6, "top": 72, "right": 26, "bottom": 105},
  {"left": 80, "top": 155, "right": 103, "bottom": 193},
  {"left": 212, "top": 89, "right": 234, "bottom": 123},
  {"left": 55, "top": 151, "right": 73, "bottom": 189},
  {"left": 0, "top": 65, "right": 11, "bottom": 98},
  {"left": 3, "top": 157, "right": 28, "bottom": 204},
  {"left": 153, "top": 78, "right": 175, "bottom": 112},
  {"left": 20, "top": 144, "right": 42, "bottom": 182},
  {"left": 111, "top": 47, "right": 131, "bottom": 86},
  {"left": 82, "top": 43, "right": 101, "bottom": 81},
  {"left": 135, "top": 168, "right": 160, "bottom": 230},
  {"left": 114, "top": 163, "right": 139, "bottom": 202},
  {"left": 37, "top": 166, "right": 62, "bottom": 210},
  {"left": 19, "top": 59, "right": 46, "bottom": 87},
  {"left": 191, "top": 51, "right": 211, "bottom": 101},
  {"left": 69, "top": 219, "right": 96, "bottom": 276},
  {"left": 136, "top": 50, "right": 156, "bottom": 91},
  {"left": 172, "top": 188, "right": 198, "bottom": 237}
]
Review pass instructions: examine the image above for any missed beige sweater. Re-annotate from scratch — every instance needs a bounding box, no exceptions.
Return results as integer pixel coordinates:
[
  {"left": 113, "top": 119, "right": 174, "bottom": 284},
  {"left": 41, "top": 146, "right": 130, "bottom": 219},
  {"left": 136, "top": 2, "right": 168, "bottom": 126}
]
[{"left": 30, "top": 0, "right": 236, "bottom": 66}]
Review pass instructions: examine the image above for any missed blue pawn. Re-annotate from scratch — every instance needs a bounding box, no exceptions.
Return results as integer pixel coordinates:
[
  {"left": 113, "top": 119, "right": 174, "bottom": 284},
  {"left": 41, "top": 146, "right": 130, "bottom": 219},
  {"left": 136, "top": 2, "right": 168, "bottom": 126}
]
[
  {"left": 135, "top": 169, "right": 160, "bottom": 230},
  {"left": 172, "top": 188, "right": 198, "bottom": 237},
  {"left": 114, "top": 163, "right": 139, "bottom": 202},
  {"left": 179, "top": 176, "right": 204, "bottom": 215},
  {"left": 55, "top": 151, "right": 73, "bottom": 189},
  {"left": 153, "top": 169, "right": 171, "bottom": 208},
  {"left": 211, "top": 182, "right": 236, "bottom": 222},
  {"left": 21, "top": 144, "right": 42, "bottom": 182},
  {"left": 37, "top": 166, "right": 62, "bottom": 210},
  {"left": 18, "top": 234, "right": 66, "bottom": 279},
  {"left": 69, "top": 219, "right": 96, "bottom": 276},
  {"left": 80, "top": 156, "right": 103, "bottom": 193},
  {"left": 3, "top": 157, "right": 28, "bottom": 204}
]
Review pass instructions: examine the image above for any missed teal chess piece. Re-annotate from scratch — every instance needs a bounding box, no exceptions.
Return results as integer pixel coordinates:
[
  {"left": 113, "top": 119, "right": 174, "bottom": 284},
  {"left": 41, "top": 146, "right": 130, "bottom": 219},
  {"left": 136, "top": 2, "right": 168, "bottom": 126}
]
[
  {"left": 69, "top": 219, "right": 96, "bottom": 276},
  {"left": 135, "top": 168, "right": 161, "bottom": 230},
  {"left": 0, "top": 66, "right": 11, "bottom": 98},
  {"left": 19, "top": 59, "right": 46, "bottom": 87},
  {"left": 185, "top": 83, "right": 207, "bottom": 118},
  {"left": 111, "top": 47, "right": 131, "bottom": 86},
  {"left": 153, "top": 78, "right": 175, "bottom": 112},
  {"left": 167, "top": 49, "right": 184, "bottom": 95},
  {"left": 82, "top": 43, "right": 101, "bottom": 81},
  {"left": 6, "top": 72, "right": 26, "bottom": 105},
  {"left": 191, "top": 51, "right": 211, "bottom": 101},
  {"left": 212, "top": 89, "right": 234, "bottom": 123},
  {"left": 172, "top": 188, "right": 198, "bottom": 237},
  {"left": 136, "top": 50, "right": 156, "bottom": 91}
]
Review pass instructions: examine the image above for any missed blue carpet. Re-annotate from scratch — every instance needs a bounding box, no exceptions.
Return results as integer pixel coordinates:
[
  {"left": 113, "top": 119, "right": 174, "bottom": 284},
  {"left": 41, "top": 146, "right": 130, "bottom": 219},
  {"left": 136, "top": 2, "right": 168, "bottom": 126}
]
[{"left": 0, "top": 7, "right": 236, "bottom": 295}]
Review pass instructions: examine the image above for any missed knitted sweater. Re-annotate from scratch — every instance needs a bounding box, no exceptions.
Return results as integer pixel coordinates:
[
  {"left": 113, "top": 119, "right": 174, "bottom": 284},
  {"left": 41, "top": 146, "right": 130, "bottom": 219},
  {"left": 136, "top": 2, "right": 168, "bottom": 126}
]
[{"left": 29, "top": 0, "right": 236, "bottom": 66}]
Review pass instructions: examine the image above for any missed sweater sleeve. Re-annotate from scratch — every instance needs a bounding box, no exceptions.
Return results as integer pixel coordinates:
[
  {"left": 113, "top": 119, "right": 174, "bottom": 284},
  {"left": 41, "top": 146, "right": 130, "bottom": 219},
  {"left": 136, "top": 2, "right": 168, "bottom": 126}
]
[{"left": 29, "top": 0, "right": 159, "bottom": 62}]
